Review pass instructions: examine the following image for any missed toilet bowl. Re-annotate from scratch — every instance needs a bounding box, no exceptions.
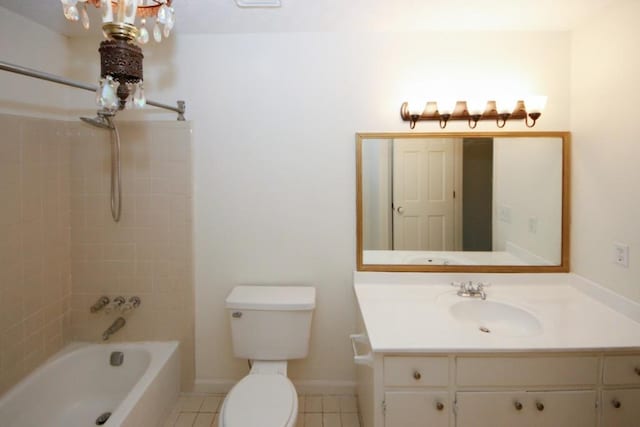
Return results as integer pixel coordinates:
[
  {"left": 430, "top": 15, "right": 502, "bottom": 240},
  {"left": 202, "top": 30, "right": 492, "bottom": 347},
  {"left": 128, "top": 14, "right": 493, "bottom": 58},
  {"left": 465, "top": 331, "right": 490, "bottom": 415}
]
[
  {"left": 222, "top": 286, "right": 315, "bottom": 427},
  {"left": 219, "top": 361, "right": 297, "bottom": 427}
]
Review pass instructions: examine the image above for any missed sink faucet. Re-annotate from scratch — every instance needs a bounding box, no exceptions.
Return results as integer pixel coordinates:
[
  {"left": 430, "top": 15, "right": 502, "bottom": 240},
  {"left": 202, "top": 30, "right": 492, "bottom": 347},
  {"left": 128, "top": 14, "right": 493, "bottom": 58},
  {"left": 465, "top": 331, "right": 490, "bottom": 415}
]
[
  {"left": 102, "top": 317, "right": 126, "bottom": 341},
  {"left": 451, "top": 281, "right": 490, "bottom": 300}
]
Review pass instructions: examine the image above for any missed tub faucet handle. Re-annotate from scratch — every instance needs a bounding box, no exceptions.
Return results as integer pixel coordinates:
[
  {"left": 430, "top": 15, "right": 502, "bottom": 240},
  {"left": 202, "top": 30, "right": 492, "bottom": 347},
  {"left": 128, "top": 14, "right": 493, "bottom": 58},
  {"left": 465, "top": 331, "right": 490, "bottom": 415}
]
[
  {"left": 120, "top": 296, "right": 141, "bottom": 313},
  {"left": 105, "top": 296, "right": 126, "bottom": 314},
  {"left": 90, "top": 296, "right": 110, "bottom": 313}
]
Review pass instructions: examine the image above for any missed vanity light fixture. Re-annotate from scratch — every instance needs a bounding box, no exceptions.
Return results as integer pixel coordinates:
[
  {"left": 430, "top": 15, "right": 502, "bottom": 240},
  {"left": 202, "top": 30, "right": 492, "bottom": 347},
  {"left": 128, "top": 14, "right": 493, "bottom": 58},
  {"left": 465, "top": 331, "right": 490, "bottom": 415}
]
[
  {"left": 61, "top": 0, "right": 176, "bottom": 110},
  {"left": 400, "top": 96, "right": 547, "bottom": 129}
]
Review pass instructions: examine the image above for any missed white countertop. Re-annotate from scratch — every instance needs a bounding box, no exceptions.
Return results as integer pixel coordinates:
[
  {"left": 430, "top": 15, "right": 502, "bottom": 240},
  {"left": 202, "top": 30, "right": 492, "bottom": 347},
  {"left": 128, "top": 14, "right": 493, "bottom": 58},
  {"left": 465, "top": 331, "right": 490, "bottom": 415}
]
[{"left": 354, "top": 274, "right": 640, "bottom": 353}]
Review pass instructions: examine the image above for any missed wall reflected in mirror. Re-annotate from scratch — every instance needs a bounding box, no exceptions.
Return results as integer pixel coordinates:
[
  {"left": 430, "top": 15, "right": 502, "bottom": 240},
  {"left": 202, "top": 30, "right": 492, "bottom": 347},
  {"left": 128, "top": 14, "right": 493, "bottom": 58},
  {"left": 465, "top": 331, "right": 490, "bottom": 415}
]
[{"left": 357, "top": 132, "right": 570, "bottom": 272}]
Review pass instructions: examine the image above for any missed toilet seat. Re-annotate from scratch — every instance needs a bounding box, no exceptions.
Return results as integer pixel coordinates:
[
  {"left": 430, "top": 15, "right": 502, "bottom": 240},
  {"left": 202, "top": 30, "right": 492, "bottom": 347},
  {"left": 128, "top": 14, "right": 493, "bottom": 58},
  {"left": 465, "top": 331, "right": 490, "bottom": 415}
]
[{"left": 220, "top": 374, "right": 297, "bottom": 427}]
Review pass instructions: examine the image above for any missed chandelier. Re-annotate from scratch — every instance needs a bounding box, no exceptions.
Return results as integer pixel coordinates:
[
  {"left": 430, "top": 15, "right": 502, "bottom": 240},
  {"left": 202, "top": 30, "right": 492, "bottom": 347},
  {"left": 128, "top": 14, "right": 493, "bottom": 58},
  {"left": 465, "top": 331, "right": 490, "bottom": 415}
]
[{"left": 61, "top": 0, "right": 176, "bottom": 110}]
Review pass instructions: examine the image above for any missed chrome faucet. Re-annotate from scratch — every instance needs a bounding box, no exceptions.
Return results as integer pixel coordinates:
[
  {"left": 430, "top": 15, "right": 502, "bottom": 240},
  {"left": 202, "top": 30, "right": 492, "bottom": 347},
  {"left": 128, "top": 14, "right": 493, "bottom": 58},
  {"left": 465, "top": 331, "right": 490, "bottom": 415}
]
[
  {"left": 451, "top": 281, "right": 490, "bottom": 300},
  {"left": 102, "top": 317, "right": 126, "bottom": 341}
]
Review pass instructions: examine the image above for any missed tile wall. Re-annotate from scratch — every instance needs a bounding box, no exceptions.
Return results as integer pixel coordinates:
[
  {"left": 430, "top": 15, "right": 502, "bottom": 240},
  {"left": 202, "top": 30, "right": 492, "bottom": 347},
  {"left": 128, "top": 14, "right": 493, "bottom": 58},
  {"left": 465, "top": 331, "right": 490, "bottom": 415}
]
[
  {"left": 67, "top": 121, "right": 195, "bottom": 390},
  {"left": 0, "top": 115, "right": 72, "bottom": 395},
  {"left": 0, "top": 115, "right": 194, "bottom": 396}
]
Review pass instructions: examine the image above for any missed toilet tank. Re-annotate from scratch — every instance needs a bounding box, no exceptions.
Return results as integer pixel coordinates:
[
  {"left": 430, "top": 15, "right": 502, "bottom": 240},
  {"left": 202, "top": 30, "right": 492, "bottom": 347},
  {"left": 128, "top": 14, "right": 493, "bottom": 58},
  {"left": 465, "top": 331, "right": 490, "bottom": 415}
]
[{"left": 225, "top": 286, "right": 316, "bottom": 360}]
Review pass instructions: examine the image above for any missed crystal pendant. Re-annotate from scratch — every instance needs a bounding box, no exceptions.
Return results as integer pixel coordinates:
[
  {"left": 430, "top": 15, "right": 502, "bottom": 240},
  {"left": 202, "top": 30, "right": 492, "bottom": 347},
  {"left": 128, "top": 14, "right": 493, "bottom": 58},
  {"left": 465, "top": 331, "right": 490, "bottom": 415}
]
[
  {"left": 166, "top": 7, "right": 175, "bottom": 30},
  {"left": 153, "top": 20, "right": 162, "bottom": 42},
  {"left": 96, "top": 79, "right": 105, "bottom": 107},
  {"left": 99, "top": 76, "right": 120, "bottom": 110},
  {"left": 163, "top": 24, "right": 171, "bottom": 38},
  {"left": 125, "top": 83, "right": 134, "bottom": 109},
  {"left": 80, "top": 3, "right": 90, "bottom": 29},
  {"left": 63, "top": 4, "right": 79, "bottom": 21},
  {"left": 157, "top": 4, "right": 169, "bottom": 24},
  {"left": 137, "top": 19, "right": 149, "bottom": 44},
  {"left": 133, "top": 82, "right": 146, "bottom": 108}
]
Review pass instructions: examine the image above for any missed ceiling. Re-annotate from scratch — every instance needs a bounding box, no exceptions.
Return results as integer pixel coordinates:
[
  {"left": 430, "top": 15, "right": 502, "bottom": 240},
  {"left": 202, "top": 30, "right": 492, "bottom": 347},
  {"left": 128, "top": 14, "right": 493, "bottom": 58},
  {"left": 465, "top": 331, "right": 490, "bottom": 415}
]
[{"left": 0, "top": 0, "right": 621, "bottom": 36}]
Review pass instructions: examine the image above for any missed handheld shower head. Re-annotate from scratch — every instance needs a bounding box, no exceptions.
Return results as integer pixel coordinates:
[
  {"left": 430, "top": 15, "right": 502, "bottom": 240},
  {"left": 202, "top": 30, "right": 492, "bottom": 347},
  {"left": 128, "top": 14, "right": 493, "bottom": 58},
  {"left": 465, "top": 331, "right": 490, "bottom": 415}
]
[{"left": 80, "top": 111, "right": 115, "bottom": 129}]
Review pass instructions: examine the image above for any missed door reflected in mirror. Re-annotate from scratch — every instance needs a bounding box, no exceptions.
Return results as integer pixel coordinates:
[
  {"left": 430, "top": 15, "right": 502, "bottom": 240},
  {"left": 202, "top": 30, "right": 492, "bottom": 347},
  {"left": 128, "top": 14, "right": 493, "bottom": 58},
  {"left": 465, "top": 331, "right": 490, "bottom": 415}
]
[{"left": 356, "top": 132, "right": 570, "bottom": 272}]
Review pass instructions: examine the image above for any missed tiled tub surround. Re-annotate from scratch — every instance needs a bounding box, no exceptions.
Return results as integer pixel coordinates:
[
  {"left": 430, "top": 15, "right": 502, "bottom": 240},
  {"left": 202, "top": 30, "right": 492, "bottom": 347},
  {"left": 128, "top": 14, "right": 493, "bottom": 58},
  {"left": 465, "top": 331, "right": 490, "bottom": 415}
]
[
  {"left": 67, "top": 121, "right": 195, "bottom": 390},
  {"left": 0, "top": 114, "right": 194, "bottom": 396},
  {"left": 0, "top": 115, "right": 72, "bottom": 395},
  {"left": 353, "top": 272, "right": 640, "bottom": 427}
]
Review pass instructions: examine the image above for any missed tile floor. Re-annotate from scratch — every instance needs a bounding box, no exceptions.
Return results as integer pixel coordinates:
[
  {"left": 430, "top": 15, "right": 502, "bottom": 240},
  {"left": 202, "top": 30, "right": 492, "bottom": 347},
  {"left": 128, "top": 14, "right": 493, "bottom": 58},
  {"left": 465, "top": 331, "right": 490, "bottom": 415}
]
[{"left": 164, "top": 393, "right": 361, "bottom": 427}]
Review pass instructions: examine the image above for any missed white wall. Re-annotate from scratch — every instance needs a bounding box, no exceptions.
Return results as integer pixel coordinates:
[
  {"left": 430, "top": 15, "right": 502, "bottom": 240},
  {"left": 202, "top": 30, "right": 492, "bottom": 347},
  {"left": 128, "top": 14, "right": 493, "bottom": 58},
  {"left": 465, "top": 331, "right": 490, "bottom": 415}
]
[
  {"left": 493, "top": 137, "right": 563, "bottom": 264},
  {"left": 571, "top": 0, "right": 640, "bottom": 302},
  {"left": 67, "top": 31, "right": 571, "bottom": 390},
  {"left": 0, "top": 7, "right": 70, "bottom": 118},
  {"left": 362, "top": 139, "right": 392, "bottom": 251}
]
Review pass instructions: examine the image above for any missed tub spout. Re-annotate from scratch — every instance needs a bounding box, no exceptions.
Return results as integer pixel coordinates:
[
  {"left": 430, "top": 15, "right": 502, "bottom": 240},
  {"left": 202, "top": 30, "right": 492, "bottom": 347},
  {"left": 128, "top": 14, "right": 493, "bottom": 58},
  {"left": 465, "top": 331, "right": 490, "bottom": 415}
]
[{"left": 102, "top": 317, "right": 126, "bottom": 341}]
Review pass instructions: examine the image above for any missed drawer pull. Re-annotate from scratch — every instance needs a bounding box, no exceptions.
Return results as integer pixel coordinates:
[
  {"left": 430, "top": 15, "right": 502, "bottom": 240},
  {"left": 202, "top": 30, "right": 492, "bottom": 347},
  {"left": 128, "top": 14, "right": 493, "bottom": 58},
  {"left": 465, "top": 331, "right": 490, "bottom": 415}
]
[
  {"left": 413, "top": 370, "right": 422, "bottom": 380},
  {"left": 436, "top": 402, "right": 444, "bottom": 411},
  {"left": 612, "top": 399, "right": 622, "bottom": 409},
  {"left": 536, "top": 402, "right": 545, "bottom": 411},
  {"left": 635, "top": 367, "right": 640, "bottom": 376},
  {"left": 514, "top": 401, "right": 523, "bottom": 411}
]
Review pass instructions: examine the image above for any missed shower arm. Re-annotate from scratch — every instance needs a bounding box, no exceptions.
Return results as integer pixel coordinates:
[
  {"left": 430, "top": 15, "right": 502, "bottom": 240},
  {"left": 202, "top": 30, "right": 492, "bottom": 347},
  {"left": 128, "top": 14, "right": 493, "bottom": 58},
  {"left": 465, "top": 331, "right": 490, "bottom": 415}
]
[{"left": 0, "top": 60, "right": 186, "bottom": 121}]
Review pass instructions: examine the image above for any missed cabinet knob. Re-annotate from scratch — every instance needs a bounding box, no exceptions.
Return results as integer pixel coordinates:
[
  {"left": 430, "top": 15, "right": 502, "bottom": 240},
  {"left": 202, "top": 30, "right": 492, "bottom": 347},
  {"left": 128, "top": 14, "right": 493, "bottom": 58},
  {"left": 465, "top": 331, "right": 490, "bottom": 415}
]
[
  {"left": 612, "top": 399, "right": 622, "bottom": 409},
  {"left": 634, "top": 366, "right": 640, "bottom": 376},
  {"left": 536, "top": 402, "right": 545, "bottom": 412},
  {"left": 413, "top": 370, "right": 421, "bottom": 380},
  {"left": 514, "top": 401, "right": 523, "bottom": 411},
  {"left": 436, "top": 402, "right": 444, "bottom": 411}
]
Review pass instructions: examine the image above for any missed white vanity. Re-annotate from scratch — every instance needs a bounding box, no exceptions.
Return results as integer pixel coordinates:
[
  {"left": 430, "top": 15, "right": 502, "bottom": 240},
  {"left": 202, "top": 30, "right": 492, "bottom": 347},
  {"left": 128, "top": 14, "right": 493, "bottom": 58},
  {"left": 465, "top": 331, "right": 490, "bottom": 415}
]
[{"left": 353, "top": 273, "right": 640, "bottom": 427}]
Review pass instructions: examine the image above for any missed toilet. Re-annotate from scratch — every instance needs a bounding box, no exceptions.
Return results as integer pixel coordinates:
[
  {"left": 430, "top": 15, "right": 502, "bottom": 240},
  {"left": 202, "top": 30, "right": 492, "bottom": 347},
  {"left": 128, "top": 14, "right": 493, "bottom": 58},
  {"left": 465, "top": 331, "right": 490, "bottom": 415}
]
[{"left": 220, "top": 285, "right": 316, "bottom": 427}]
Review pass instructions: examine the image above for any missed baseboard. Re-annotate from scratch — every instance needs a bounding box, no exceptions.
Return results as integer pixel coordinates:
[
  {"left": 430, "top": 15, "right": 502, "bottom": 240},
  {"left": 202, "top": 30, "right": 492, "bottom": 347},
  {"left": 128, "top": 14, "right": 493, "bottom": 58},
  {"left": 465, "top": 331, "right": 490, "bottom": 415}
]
[{"left": 194, "top": 378, "right": 357, "bottom": 395}]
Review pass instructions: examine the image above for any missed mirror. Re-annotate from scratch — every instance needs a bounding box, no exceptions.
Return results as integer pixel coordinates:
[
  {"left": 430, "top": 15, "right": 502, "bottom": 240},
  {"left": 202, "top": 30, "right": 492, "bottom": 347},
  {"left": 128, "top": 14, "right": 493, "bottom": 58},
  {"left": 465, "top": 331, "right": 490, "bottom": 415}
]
[{"left": 356, "top": 132, "right": 570, "bottom": 272}]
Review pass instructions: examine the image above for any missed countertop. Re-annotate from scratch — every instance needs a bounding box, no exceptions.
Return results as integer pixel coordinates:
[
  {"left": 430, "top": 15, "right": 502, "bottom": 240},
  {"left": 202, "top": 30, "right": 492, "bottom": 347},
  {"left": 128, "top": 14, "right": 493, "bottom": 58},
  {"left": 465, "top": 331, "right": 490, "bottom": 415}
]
[{"left": 354, "top": 276, "right": 640, "bottom": 354}]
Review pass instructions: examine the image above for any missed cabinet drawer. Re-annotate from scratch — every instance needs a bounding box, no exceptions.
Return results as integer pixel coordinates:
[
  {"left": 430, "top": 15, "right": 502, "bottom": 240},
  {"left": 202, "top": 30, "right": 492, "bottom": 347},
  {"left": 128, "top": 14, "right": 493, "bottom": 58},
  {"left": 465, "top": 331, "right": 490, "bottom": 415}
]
[
  {"left": 603, "top": 355, "right": 640, "bottom": 385},
  {"left": 384, "top": 356, "right": 449, "bottom": 387},
  {"left": 602, "top": 389, "right": 640, "bottom": 427},
  {"left": 384, "top": 391, "right": 449, "bottom": 427},
  {"left": 456, "top": 356, "right": 599, "bottom": 387}
]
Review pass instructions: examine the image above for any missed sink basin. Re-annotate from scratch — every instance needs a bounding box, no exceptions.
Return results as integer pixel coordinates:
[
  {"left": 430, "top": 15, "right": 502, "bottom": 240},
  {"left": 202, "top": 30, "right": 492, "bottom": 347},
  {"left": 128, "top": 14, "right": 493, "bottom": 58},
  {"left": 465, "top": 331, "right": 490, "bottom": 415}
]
[{"left": 449, "top": 300, "right": 543, "bottom": 337}]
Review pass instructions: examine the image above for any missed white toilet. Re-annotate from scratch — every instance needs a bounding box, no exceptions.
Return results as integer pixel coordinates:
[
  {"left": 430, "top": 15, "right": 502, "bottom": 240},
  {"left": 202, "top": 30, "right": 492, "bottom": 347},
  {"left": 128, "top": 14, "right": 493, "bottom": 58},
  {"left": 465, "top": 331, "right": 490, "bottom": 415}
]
[{"left": 220, "top": 285, "right": 316, "bottom": 427}]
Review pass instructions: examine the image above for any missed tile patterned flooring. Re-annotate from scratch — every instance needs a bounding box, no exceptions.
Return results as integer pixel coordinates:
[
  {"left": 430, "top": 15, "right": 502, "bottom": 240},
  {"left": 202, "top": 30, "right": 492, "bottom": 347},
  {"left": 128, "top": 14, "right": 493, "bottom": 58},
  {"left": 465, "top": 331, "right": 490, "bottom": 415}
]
[{"left": 164, "top": 393, "right": 361, "bottom": 427}]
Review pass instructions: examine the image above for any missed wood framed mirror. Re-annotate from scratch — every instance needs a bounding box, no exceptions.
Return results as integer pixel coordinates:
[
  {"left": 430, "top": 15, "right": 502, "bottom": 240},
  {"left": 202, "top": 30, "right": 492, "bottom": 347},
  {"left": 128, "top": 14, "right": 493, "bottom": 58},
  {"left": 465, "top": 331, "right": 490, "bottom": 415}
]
[{"left": 356, "top": 131, "right": 570, "bottom": 272}]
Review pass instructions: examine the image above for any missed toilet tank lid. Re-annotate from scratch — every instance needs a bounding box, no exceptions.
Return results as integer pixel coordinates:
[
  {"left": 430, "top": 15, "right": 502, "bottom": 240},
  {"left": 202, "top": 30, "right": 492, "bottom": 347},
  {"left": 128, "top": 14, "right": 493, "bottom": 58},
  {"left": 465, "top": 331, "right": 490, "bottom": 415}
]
[{"left": 226, "top": 286, "right": 316, "bottom": 311}]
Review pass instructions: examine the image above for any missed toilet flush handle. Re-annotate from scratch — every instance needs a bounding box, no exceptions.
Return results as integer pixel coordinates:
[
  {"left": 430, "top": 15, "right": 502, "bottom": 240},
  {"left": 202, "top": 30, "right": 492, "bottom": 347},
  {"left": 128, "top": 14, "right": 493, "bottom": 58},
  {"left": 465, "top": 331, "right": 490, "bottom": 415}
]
[{"left": 232, "top": 312, "right": 242, "bottom": 318}]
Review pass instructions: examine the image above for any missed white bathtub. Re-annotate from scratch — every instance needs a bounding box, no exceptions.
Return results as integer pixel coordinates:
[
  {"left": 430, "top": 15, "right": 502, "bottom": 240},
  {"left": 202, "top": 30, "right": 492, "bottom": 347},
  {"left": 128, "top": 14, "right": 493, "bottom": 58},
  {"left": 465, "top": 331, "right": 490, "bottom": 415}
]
[{"left": 0, "top": 341, "right": 180, "bottom": 427}]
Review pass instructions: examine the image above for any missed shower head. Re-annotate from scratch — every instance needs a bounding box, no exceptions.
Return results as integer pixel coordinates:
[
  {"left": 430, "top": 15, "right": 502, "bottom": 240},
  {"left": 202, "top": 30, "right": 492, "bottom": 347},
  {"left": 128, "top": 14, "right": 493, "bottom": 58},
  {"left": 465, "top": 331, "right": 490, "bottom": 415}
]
[{"left": 80, "top": 111, "right": 115, "bottom": 130}]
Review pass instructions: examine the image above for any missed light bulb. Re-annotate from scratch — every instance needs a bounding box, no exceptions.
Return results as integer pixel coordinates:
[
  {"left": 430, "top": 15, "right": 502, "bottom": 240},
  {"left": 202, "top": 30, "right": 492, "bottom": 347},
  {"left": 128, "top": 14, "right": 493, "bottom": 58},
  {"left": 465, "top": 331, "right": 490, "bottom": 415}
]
[
  {"left": 495, "top": 97, "right": 518, "bottom": 115},
  {"left": 466, "top": 98, "right": 487, "bottom": 116},
  {"left": 124, "top": 0, "right": 139, "bottom": 25},
  {"left": 407, "top": 101, "right": 425, "bottom": 117},
  {"left": 436, "top": 98, "right": 457, "bottom": 116},
  {"left": 524, "top": 95, "right": 547, "bottom": 114},
  {"left": 101, "top": 0, "right": 113, "bottom": 23}
]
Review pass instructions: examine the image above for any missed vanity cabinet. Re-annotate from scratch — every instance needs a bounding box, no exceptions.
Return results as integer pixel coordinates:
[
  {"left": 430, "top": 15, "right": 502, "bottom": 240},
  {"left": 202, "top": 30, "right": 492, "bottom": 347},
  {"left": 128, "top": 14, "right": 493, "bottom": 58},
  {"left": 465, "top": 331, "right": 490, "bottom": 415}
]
[
  {"left": 357, "top": 353, "right": 640, "bottom": 427},
  {"left": 456, "top": 390, "right": 597, "bottom": 427},
  {"left": 384, "top": 391, "right": 449, "bottom": 427},
  {"left": 601, "top": 355, "right": 640, "bottom": 427}
]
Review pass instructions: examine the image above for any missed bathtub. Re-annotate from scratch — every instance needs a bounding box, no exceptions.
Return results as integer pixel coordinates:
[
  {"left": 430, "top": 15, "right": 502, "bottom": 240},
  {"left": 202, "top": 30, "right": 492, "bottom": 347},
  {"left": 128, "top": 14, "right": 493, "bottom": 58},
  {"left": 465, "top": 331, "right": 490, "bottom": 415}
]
[{"left": 0, "top": 341, "right": 180, "bottom": 427}]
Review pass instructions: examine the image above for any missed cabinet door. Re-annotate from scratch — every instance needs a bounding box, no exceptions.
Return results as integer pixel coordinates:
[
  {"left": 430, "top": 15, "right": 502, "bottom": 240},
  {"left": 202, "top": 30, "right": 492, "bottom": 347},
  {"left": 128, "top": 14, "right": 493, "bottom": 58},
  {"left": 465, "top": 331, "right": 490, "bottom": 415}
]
[
  {"left": 602, "top": 389, "right": 640, "bottom": 427},
  {"left": 527, "top": 390, "right": 596, "bottom": 427},
  {"left": 384, "top": 391, "right": 449, "bottom": 427},
  {"left": 456, "top": 391, "right": 530, "bottom": 427}
]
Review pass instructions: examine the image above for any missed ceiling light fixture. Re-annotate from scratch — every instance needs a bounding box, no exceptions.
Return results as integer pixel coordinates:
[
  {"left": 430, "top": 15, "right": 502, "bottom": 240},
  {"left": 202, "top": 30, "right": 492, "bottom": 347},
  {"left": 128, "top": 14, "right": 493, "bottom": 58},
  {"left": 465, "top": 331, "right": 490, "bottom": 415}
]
[
  {"left": 61, "top": 0, "right": 176, "bottom": 110},
  {"left": 400, "top": 96, "right": 547, "bottom": 129}
]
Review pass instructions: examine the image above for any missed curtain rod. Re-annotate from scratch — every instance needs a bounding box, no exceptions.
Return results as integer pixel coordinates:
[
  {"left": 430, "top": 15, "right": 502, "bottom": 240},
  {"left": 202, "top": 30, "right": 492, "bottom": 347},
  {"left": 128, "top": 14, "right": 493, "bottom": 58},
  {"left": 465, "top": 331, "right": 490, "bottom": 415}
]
[{"left": 0, "top": 60, "right": 186, "bottom": 121}]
